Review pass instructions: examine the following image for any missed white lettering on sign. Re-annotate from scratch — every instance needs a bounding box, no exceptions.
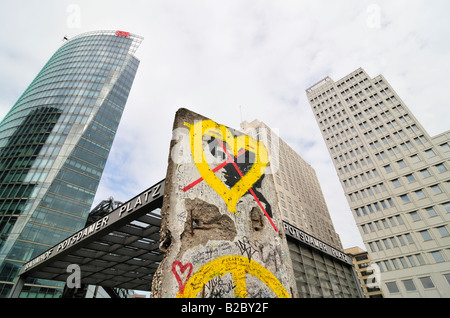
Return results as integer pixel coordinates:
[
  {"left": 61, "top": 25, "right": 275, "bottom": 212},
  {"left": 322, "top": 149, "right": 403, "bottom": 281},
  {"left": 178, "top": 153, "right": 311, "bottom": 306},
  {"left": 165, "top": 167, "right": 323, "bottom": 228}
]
[
  {"left": 55, "top": 216, "right": 109, "bottom": 254},
  {"left": 283, "top": 222, "right": 352, "bottom": 264},
  {"left": 23, "top": 248, "right": 54, "bottom": 271},
  {"left": 119, "top": 183, "right": 161, "bottom": 217}
]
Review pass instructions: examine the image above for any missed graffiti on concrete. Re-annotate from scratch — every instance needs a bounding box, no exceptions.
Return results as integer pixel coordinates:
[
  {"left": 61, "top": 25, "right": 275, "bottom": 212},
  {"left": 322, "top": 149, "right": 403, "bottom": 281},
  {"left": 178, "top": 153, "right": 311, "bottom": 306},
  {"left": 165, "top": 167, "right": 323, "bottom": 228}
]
[
  {"left": 182, "top": 119, "right": 277, "bottom": 231},
  {"left": 151, "top": 109, "right": 297, "bottom": 299},
  {"left": 175, "top": 255, "right": 290, "bottom": 298},
  {"left": 171, "top": 260, "right": 193, "bottom": 294}
]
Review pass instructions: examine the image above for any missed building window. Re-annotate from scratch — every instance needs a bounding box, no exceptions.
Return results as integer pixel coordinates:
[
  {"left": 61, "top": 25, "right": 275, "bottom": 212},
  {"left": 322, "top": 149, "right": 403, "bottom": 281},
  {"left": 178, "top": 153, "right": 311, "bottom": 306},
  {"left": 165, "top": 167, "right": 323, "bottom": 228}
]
[
  {"left": 405, "top": 174, "right": 415, "bottom": 183},
  {"left": 443, "top": 202, "right": 450, "bottom": 213},
  {"left": 392, "top": 259, "right": 400, "bottom": 269},
  {"left": 419, "top": 277, "right": 435, "bottom": 289},
  {"left": 397, "top": 236, "right": 406, "bottom": 246},
  {"left": 402, "top": 279, "right": 416, "bottom": 291},
  {"left": 425, "top": 207, "right": 437, "bottom": 217},
  {"left": 436, "top": 163, "right": 447, "bottom": 173},
  {"left": 415, "top": 189, "right": 426, "bottom": 199},
  {"left": 440, "top": 143, "right": 450, "bottom": 152},
  {"left": 431, "top": 184, "right": 443, "bottom": 195},
  {"left": 431, "top": 251, "right": 445, "bottom": 263},
  {"left": 375, "top": 241, "right": 383, "bottom": 251},
  {"left": 392, "top": 179, "right": 401, "bottom": 188},
  {"left": 361, "top": 224, "right": 368, "bottom": 234},
  {"left": 390, "top": 237, "right": 398, "bottom": 247},
  {"left": 405, "top": 233, "right": 414, "bottom": 244},
  {"left": 425, "top": 149, "right": 436, "bottom": 158},
  {"left": 420, "top": 169, "right": 431, "bottom": 178},
  {"left": 420, "top": 230, "right": 432, "bottom": 241},
  {"left": 444, "top": 273, "right": 450, "bottom": 285},
  {"left": 397, "top": 160, "right": 406, "bottom": 168},
  {"left": 384, "top": 260, "right": 392, "bottom": 270},
  {"left": 374, "top": 220, "right": 382, "bottom": 230},
  {"left": 407, "top": 255, "right": 417, "bottom": 267},
  {"left": 437, "top": 226, "right": 450, "bottom": 237},
  {"left": 410, "top": 154, "right": 420, "bottom": 163},
  {"left": 384, "top": 165, "right": 393, "bottom": 173},
  {"left": 416, "top": 254, "right": 426, "bottom": 265},
  {"left": 387, "top": 198, "right": 395, "bottom": 207},
  {"left": 400, "top": 194, "right": 410, "bottom": 203},
  {"left": 399, "top": 257, "right": 408, "bottom": 267},
  {"left": 409, "top": 211, "right": 421, "bottom": 222}
]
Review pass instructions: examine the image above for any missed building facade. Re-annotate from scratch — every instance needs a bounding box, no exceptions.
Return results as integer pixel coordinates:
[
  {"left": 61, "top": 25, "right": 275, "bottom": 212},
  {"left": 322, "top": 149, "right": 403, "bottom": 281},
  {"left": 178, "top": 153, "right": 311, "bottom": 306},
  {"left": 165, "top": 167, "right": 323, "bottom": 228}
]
[
  {"left": 240, "top": 120, "right": 364, "bottom": 297},
  {"left": 306, "top": 68, "right": 450, "bottom": 297},
  {"left": 0, "top": 30, "right": 142, "bottom": 297},
  {"left": 241, "top": 120, "right": 343, "bottom": 251},
  {"left": 284, "top": 222, "right": 362, "bottom": 298},
  {"left": 344, "top": 246, "right": 383, "bottom": 298}
]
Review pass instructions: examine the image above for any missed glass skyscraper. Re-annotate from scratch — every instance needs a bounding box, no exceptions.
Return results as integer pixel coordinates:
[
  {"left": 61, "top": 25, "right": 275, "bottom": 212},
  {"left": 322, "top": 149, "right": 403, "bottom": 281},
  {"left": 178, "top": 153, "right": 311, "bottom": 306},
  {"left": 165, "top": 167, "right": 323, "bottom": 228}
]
[{"left": 0, "top": 30, "right": 143, "bottom": 297}]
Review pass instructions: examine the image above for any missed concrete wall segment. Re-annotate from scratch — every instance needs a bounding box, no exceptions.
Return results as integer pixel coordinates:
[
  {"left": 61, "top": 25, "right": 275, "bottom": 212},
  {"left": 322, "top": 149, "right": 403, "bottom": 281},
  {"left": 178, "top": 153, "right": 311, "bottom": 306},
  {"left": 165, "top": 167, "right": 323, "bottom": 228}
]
[{"left": 151, "top": 108, "right": 297, "bottom": 298}]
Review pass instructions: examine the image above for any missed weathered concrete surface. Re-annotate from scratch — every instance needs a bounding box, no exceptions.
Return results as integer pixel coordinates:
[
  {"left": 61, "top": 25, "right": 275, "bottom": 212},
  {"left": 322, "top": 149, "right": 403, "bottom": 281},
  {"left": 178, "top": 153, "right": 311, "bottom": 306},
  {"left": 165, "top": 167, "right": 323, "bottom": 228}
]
[{"left": 151, "top": 108, "right": 298, "bottom": 298}]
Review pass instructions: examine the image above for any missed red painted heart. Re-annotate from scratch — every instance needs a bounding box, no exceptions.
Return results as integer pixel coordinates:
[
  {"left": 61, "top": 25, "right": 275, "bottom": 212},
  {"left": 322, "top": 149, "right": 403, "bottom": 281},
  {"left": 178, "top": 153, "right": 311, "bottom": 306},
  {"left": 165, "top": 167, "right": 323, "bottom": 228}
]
[{"left": 172, "top": 261, "right": 193, "bottom": 294}]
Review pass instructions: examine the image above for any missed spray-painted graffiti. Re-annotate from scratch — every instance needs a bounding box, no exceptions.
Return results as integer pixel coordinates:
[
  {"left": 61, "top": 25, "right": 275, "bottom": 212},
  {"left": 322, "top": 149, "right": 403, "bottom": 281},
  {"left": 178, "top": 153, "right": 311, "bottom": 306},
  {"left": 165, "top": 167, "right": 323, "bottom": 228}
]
[
  {"left": 175, "top": 255, "right": 290, "bottom": 298},
  {"left": 171, "top": 261, "right": 193, "bottom": 294},
  {"left": 151, "top": 109, "right": 297, "bottom": 299},
  {"left": 182, "top": 119, "right": 277, "bottom": 231}
]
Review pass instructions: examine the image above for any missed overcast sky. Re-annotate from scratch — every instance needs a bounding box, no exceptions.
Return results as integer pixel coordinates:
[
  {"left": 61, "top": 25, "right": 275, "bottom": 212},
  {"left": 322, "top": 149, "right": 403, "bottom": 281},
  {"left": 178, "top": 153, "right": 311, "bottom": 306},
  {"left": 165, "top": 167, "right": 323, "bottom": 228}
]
[{"left": 1, "top": 0, "right": 449, "bottom": 249}]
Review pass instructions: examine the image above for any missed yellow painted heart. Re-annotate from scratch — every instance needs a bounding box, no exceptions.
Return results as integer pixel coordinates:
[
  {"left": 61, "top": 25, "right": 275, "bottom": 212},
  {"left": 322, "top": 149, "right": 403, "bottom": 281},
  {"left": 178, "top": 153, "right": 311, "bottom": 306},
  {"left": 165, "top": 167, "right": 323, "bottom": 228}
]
[{"left": 187, "top": 119, "right": 269, "bottom": 213}]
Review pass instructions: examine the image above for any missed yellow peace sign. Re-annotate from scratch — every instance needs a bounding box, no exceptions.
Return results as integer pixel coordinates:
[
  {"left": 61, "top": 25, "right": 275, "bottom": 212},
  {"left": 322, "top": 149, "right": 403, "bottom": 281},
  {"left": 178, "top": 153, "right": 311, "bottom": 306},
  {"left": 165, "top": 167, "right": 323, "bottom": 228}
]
[{"left": 176, "top": 255, "right": 290, "bottom": 298}]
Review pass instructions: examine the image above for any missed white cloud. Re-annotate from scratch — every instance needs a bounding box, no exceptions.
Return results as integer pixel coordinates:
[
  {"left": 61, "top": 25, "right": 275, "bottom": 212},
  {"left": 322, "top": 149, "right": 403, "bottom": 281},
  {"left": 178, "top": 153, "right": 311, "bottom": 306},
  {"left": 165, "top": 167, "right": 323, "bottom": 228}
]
[{"left": 1, "top": 0, "right": 450, "bottom": 250}]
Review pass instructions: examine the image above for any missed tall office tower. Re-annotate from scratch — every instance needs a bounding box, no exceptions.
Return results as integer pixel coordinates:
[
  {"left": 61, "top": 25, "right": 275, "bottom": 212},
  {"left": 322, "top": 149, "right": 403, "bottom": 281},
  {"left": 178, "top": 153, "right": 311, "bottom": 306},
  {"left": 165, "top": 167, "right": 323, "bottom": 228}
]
[
  {"left": 240, "top": 120, "right": 344, "bottom": 251},
  {"left": 0, "top": 30, "right": 143, "bottom": 297},
  {"left": 306, "top": 68, "right": 450, "bottom": 297}
]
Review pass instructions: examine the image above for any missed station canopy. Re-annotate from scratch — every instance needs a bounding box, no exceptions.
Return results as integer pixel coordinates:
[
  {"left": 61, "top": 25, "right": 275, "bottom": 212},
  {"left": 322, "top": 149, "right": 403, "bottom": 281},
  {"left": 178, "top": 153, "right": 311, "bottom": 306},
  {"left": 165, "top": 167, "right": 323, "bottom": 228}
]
[{"left": 17, "top": 179, "right": 165, "bottom": 292}]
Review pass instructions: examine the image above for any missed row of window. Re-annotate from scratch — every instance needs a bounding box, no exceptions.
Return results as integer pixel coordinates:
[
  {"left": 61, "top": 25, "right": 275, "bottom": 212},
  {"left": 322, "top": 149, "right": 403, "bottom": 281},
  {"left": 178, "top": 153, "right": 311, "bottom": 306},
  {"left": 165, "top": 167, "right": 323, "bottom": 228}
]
[
  {"left": 383, "top": 149, "right": 440, "bottom": 174},
  {"left": 329, "top": 105, "right": 426, "bottom": 182},
  {"left": 309, "top": 84, "right": 336, "bottom": 106},
  {"left": 362, "top": 213, "right": 404, "bottom": 232},
  {"left": 333, "top": 140, "right": 366, "bottom": 161},
  {"left": 366, "top": 225, "right": 449, "bottom": 254},
  {"left": 378, "top": 253, "right": 427, "bottom": 272},
  {"left": 316, "top": 103, "right": 345, "bottom": 120},
  {"left": 361, "top": 203, "right": 448, "bottom": 232},
  {"left": 353, "top": 180, "right": 448, "bottom": 218},
  {"left": 385, "top": 273, "right": 450, "bottom": 294},
  {"left": 336, "top": 70, "right": 368, "bottom": 90},
  {"left": 398, "top": 182, "right": 448, "bottom": 204},
  {"left": 350, "top": 162, "right": 447, "bottom": 205},
  {"left": 354, "top": 197, "right": 395, "bottom": 217},
  {"left": 348, "top": 182, "right": 388, "bottom": 202},
  {"left": 57, "top": 35, "right": 132, "bottom": 61},
  {"left": 342, "top": 168, "right": 381, "bottom": 189}
]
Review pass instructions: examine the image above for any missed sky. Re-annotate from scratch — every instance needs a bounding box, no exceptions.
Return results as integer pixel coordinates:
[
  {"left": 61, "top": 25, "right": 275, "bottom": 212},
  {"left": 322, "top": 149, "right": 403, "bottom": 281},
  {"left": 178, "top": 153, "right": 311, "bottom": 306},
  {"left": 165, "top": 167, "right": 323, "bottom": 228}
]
[{"left": 1, "top": 0, "right": 450, "bottom": 250}]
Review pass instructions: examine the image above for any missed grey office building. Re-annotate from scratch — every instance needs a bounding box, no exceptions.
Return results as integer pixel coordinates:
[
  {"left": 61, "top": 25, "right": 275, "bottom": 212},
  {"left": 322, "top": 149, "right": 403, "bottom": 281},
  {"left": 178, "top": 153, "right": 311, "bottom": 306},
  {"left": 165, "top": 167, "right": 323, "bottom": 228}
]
[{"left": 306, "top": 68, "right": 450, "bottom": 297}]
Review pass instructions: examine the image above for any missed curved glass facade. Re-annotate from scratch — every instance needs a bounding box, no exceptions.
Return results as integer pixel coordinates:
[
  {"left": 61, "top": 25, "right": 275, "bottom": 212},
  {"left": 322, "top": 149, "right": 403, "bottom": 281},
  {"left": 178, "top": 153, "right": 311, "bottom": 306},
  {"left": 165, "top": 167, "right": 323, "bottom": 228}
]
[{"left": 0, "top": 30, "right": 143, "bottom": 297}]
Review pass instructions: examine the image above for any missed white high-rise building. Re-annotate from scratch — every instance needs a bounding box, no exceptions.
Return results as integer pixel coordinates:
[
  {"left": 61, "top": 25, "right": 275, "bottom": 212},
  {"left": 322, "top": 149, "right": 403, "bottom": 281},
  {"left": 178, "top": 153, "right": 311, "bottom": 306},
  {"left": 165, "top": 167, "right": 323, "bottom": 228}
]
[{"left": 306, "top": 67, "right": 450, "bottom": 297}]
